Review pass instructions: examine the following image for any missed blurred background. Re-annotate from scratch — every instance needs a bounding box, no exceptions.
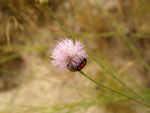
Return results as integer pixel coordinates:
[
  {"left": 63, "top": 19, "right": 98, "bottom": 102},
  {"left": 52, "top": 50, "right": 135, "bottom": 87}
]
[{"left": 0, "top": 0, "right": 150, "bottom": 113}]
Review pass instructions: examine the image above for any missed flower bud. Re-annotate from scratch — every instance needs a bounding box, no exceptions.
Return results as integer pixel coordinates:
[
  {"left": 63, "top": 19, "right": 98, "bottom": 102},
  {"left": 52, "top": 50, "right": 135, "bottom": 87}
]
[{"left": 39, "top": 0, "right": 49, "bottom": 6}]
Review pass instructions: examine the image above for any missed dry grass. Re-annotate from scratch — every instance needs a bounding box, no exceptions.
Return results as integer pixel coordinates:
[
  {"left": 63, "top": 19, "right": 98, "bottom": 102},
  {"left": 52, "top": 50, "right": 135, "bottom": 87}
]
[{"left": 0, "top": 0, "right": 150, "bottom": 113}]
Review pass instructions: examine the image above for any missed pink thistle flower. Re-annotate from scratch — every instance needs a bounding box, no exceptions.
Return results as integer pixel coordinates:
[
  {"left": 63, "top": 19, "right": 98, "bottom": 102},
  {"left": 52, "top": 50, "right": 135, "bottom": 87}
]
[{"left": 51, "top": 38, "right": 87, "bottom": 71}]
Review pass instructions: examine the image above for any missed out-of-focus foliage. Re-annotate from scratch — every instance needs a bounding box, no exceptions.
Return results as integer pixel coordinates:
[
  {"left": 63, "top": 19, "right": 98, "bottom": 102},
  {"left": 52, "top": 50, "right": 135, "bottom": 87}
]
[{"left": 0, "top": 0, "right": 150, "bottom": 113}]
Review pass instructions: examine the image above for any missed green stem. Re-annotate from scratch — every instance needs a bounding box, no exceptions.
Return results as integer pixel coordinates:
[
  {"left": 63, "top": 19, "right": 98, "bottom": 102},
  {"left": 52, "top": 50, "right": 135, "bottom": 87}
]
[
  {"left": 46, "top": 7, "right": 75, "bottom": 41},
  {"left": 106, "top": 12, "right": 149, "bottom": 102},
  {"left": 79, "top": 70, "right": 149, "bottom": 107},
  {"left": 88, "top": 53, "right": 146, "bottom": 101},
  {"left": 46, "top": 5, "right": 147, "bottom": 103},
  {"left": 125, "top": 37, "right": 150, "bottom": 71}
]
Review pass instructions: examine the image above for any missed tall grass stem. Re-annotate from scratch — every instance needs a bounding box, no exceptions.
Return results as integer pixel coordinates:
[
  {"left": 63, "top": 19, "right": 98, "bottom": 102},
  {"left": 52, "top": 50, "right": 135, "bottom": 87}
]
[
  {"left": 79, "top": 70, "right": 149, "bottom": 107},
  {"left": 46, "top": 6, "right": 148, "bottom": 105}
]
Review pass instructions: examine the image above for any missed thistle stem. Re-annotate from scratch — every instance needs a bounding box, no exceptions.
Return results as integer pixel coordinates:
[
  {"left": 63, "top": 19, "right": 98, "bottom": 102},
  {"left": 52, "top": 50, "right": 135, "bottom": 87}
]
[
  {"left": 88, "top": 53, "right": 146, "bottom": 101},
  {"left": 46, "top": 6, "right": 148, "bottom": 104},
  {"left": 46, "top": 7, "right": 75, "bottom": 42},
  {"left": 79, "top": 70, "right": 149, "bottom": 107}
]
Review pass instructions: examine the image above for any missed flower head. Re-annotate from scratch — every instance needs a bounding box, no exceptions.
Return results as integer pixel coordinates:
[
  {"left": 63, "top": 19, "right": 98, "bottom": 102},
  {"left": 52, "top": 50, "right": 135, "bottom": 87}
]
[{"left": 51, "top": 38, "right": 87, "bottom": 71}]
